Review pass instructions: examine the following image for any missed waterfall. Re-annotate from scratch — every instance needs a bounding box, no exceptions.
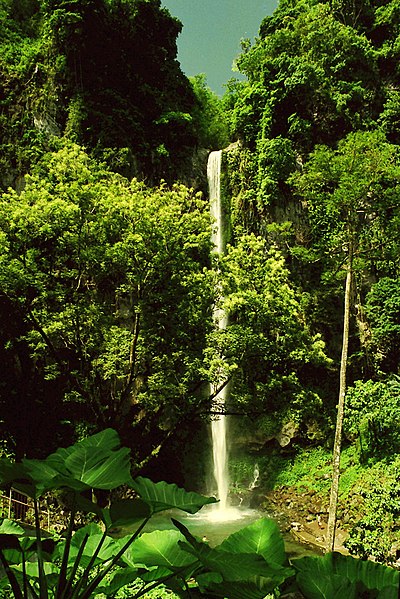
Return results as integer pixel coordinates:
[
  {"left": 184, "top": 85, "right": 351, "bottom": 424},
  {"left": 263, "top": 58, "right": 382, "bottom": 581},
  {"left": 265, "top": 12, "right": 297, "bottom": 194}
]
[
  {"left": 249, "top": 463, "right": 260, "bottom": 490},
  {"left": 208, "top": 150, "right": 224, "bottom": 255},
  {"left": 208, "top": 150, "right": 230, "bottom": 515}
]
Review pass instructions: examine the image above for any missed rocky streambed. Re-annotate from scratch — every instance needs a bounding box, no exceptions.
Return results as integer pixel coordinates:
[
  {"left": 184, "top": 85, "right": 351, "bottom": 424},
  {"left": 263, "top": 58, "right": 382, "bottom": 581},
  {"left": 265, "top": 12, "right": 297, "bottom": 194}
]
[{"left": 261, "top": 486, "right": 349, "bottom": 554}]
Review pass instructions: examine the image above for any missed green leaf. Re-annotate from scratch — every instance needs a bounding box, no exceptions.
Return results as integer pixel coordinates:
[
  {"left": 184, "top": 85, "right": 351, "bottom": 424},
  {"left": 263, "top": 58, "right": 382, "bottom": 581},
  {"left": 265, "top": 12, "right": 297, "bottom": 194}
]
[
  {"left": 69, "top": 533, "right": 118, "bottom": 568},
  {"left": 96, "top": 567, "right": 139, "bottom": 596},
  {"left": 23, "top": 428, "right": 133, "bottom": 493},
  {"left": 295, "top": 573, "right": 358, "bottom": 599},
  {"left": 11, "top": 558, "right": 58, "bottom": 577},
  {"left": 20, "top": 459, "right": 64, "bottom": 496},
  {"left": 0, "top": 520, "right": 24, "bottom": 536},
  {"left": 177, "top": 534, "right": 278, "bottom": 582},
  {"left": 62, "top": 446, "right": 131, "bottom": 490},
  {"left": 0, "top": 552, "right": 25, "bottom": 598},
  {"left": 108, "top": 498, "right": 151, "bottom": 528},
  {"left": 293, "top": 553, "right": 400, "bottom": 599},
  {"left": 126, "top": 529, "right": 197, "bottom": 570},
  {"left": 186, "top": 543, "right": 285, "bottom": 582},
  {"left": 53, "top": 523, "right": 119, "bottom": 568},
  {"left": 130, "top": 477, "right": 217, "bottom": 514},
  {"left": 218, "top": 517, "right": 286, "bottom": 566},
  {"left": 174, "top": 518, "right": 293, "bottom": 592},
  {"left": 195, "top": 571, "right": 223, "bottom": 589},
  {"left": 1, "top": 534, "right": 53, "bottom": 574},
  {"left": 202, "top": 579, "right": 282, "bottom": 599},
  {"left": 0, "top": 430, "right": 133, "bottom": 498},
  {"left": 140, "top": 566, "right": 183, "bottom": 582},
  {"left": 71, "top": 522, "right": 104, "bottom": 540},
  {"left": 2, "top": 538, "right": 42, "bottom": 566},
  {"left": 0, "top": 522, "right": 30, "bottom": 564}
]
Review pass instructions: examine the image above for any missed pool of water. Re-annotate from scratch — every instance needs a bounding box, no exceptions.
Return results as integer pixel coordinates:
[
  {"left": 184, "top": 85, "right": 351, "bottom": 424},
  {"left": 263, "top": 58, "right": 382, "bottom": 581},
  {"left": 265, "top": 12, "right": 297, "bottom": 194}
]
[
  {"left": 146, "top": 506, "right": 261, "bottom": 547},
  {"left": 137, "top": 505, "right": 318, "bottom": 557}
]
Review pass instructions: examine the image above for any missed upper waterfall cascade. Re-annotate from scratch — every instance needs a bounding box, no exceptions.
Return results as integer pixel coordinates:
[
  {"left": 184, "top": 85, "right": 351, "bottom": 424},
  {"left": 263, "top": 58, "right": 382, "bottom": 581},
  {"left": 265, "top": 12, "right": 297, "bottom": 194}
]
[{"left": 208, "top": 150, "right": 224, "bottom": 255}]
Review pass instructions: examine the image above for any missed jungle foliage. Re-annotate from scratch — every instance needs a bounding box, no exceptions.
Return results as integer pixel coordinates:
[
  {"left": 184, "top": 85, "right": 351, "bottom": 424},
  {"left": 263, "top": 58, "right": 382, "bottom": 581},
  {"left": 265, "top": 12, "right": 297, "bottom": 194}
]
[
  {"left": 0, "top": 429, "right": 399, "bottom": 599},
  {"left": 0, "top": 141, "right": 214, "bottom": 460},
  {"left": 1, "top": 0, "right": 400, "bottom": 570},
  {"left": 223, "top": 0, "right": 400, "bottom": 564},
  {"left": 226, "top": 0, "right": 400, "bottom": 413},
  {"left": 0, "top": 140, "right": 325, "bottom": 470}
]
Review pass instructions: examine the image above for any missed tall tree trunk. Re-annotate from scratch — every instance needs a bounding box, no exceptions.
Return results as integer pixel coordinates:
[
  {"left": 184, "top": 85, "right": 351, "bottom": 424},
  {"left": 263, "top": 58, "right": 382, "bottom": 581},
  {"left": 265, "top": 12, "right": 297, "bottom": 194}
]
[{"left": 325, "top": 242, "right": 353, "bottom": 553}]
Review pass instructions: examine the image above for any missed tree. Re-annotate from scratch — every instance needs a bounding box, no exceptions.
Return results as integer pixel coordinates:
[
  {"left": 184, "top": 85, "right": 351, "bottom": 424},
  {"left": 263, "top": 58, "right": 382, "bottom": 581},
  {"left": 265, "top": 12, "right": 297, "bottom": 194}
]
[
  {"left": 326, "top": 242, "right": 352, "bottom": 552},
  {"left": 207, "top": 233, "right": 330, "bottom": 434},
  {"left": 224, "top": 0, "right": 400, "bottom": 239},
  {"left": 190, "top": 74, "right": 229, "bottom": 150},
  {"left": 233, "top": 0, "right": 381, "bottom": 153},
  {"left": 0, "top": 142, "right": 214, "bottom": 461},
  {"left": 292, "top": 129, "right": 400, "bottom": 551},
  {"left": 345, "top": 376, "right": 400, "bottom": 459}
]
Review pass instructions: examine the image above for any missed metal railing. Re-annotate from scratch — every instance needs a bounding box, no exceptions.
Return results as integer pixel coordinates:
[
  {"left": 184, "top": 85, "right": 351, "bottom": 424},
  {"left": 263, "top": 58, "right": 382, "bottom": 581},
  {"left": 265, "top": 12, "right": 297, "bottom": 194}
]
[{"left": 1, "top": 488, "right": 51, "bottom": 530}]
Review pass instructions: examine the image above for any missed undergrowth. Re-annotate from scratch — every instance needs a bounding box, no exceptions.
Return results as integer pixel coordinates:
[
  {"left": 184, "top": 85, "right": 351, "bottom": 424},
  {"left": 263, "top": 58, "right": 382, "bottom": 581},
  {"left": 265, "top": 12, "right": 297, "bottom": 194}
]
[{"left": 247, "top": 444, "right": 400, "bottom": 564}]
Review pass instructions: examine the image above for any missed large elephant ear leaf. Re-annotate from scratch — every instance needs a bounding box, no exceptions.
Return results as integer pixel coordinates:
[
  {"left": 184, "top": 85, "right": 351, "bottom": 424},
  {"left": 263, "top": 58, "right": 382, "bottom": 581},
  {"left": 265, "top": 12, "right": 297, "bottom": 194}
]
[
  {"left": 130, "top": 477, "right": 217, "bottom": 513},
  {"left": 22, "top": 457, "right": 65, "bottom": 496},
  {"left": 14, "top": 429, "right": 133, "bottom": 495},
  {"left": 295, "top": 573, "right": 358, "bottom": 599},
  {"left": 69, "top": 529, "right": 119, "bottom": 568},
  {"left": 173, "top": 519, "right": 293, "bottom": 588},
  {"left": 293, "top": 553, "right": 400, "bottom": 599},
  {"left": 199, "top": 578, "right": 286, "bottom": 599},
  {"left": 218, "top": 517, "right": 287, "bottom": 567},
  {"left": 96, "top": 568, "right": 139, "bottom": 597},
  {"left": 62, "top": 444, "right": 132, "bottom": 489},
  {"left": 43, "top": 428, "right": 133, "bottom": 491},
  {"left": 126, "top": 529, "right": 197, "bottom": 570},
  {"left": 0, "top": 520, "right": 24, "bottom": 536}
]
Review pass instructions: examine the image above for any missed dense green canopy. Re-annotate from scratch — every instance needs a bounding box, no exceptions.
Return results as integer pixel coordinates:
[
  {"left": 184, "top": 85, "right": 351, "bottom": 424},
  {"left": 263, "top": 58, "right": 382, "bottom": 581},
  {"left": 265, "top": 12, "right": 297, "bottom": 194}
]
[{"left": 1, "top": 0, "right": 400, "bottom": 565}]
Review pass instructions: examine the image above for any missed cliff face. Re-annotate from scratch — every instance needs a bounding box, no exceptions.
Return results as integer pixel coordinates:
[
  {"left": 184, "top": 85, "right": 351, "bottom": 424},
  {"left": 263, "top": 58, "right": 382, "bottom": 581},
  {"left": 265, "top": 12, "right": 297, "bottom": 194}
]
[
  {"left": 222, "top": 143, "right": 309, "bottom": 254},
  {"left": 0, "top": 0, "right": 203, "bottom": 189}
]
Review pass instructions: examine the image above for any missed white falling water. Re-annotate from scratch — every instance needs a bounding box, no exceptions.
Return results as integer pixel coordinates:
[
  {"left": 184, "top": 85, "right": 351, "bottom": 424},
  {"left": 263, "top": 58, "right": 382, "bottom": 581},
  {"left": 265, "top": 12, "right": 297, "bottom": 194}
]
[
  {"left": 208, "top": 150, "right": 224, "bottom": 255},
  {"left": 207, "top": 150, "right": 231, "bottom": 518},
  {"left": 249, "top": 463, "right": 260, "bottom": 490}
]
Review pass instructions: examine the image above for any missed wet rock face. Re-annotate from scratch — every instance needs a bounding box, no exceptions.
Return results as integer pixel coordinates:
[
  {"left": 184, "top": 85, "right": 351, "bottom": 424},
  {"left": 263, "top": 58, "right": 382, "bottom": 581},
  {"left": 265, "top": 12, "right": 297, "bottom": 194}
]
[
  {"left": 186, "top": 147, "right": 209, "bottom": 191},
  {"left": 229, "top": 419, "right": 302, "bottom": 452},
  {"left": 276, "top": 421, "right": 299, "bottom": 447}
]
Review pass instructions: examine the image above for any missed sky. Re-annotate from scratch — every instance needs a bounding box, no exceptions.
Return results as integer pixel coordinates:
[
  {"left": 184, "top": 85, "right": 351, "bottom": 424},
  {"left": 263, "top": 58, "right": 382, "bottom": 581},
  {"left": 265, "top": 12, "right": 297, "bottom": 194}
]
[{"left": 161, "top": 0, "right": 278, "bottom": 95}]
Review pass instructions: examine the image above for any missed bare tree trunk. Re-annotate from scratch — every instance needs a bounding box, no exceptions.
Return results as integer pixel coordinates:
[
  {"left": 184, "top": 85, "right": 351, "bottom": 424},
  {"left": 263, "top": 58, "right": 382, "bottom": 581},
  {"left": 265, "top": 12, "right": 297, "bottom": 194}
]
[{"left": 325, "top": 242, "right": 353, "bottom": 553}]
